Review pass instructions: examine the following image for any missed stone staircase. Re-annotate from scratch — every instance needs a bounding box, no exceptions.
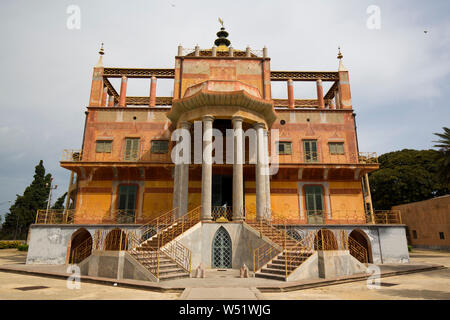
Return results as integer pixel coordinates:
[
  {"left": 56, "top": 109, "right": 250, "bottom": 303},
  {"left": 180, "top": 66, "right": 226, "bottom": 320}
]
[
  {"left": 246, "top": 220, "right": 314, "bottom": 281},
  {"left": 128, "top": 207, "right": 202, "bottom": 281},
  {"left": 130, "top": 249, "right": 190, "bottom": 281}
]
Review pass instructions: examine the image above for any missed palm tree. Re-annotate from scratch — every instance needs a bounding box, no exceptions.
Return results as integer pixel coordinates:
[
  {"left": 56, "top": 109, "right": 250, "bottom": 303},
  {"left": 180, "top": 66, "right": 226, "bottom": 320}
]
[{"left": 433, "top": 127, "right": 450, "bottom": 186}]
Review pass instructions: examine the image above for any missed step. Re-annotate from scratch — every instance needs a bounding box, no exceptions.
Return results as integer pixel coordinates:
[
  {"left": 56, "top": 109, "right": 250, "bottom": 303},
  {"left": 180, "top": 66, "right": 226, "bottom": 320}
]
[
  {"left": 255, "top": 272, "right": 285, "bottom": 281},
  {"left": 159, "top": 271, "right": 190, "bottom": 281}
]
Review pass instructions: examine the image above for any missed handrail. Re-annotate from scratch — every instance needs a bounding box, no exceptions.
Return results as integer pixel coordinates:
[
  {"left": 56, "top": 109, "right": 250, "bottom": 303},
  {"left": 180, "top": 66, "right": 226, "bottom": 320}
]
[
  {"left": 284, "top": 232, "right": 315, "bottom": 279},
  {"left": 35, "top": 209, "right": 75, "bottom": 224},
  {"left": 348, "top": 236, "right": 368, "bottom": 264}
]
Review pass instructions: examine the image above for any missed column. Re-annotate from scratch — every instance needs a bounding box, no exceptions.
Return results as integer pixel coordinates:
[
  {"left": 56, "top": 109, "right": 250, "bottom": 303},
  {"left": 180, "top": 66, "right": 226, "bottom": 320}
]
[
  {"left": 316, "top": 79, "right": 325, "bottom": 108},
  {"left": 101, "top": 87, "right": 108, "bottom": 106},
  {"left": 179, "top": 121, "right": 191, "bottom": 218},
  {"left": 254, "top": 123, "right": 267, "bottom": 221},
  {"left": 201, "top": 115, "right": 214, "bottom": 221},
  {"left": 232, "top": 116, "right": 244, "bottom": 221},
  {"left": 287, "top": 79, "right": 294, "bottom": 109},
  {"left": 149, "top": 76, "right": 157, "bottom": 107},
  {"left": 263, "top": 129, "right": 271, "bottom": 220},
  {"left": 173, "top": 121, "right": 191, "bottom": 218},
  {"left": 107, "top": 94, "right": 114, "bottom": 107},
  {"left": 119, "top": 76, "right": 127, "bottom": 107}
]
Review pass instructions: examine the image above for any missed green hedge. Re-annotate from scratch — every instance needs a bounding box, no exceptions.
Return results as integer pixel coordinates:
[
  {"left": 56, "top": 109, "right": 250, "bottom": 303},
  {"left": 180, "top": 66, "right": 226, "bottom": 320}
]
[
  {"left": 17, "top": 244, "right": 29, "bottom": 251},
  {"left": 0, "top": 241, "right": 24, "bottom": 249}
]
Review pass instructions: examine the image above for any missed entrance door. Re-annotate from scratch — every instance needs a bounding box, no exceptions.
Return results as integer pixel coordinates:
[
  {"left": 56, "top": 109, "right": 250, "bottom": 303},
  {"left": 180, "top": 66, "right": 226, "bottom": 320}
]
[
  {"left": 305, "top": 185, "right": 324, "bottom": 224},
  {"left": 212, "top": 227, "right": 232, "bottom": 268},
  {"left": 117, "top": 185, "right": 137, "bottom": 223},
  {"left": 212, "top": 174, "right": 232, "bottom": 220}
]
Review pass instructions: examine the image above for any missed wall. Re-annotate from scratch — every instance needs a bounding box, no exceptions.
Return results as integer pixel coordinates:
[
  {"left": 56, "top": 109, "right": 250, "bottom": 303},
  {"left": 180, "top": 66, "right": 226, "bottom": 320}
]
[
  {"left": 393, "top": 195, "right": 450, "bottom": 249},
  {"left": 175, "top": 222, "right": 267, "bottom": 269}
]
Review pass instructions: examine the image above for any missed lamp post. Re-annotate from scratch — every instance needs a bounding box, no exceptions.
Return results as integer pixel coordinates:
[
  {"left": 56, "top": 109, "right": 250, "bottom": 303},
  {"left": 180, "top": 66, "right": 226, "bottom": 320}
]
[{"left": 45, "top": 178, "right": 58, "bottom": 223}]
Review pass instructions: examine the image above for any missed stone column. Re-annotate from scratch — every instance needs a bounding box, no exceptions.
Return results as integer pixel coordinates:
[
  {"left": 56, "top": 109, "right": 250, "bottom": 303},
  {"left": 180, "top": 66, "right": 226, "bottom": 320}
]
[
  {"left": 287, "top": 79, "right": 294, "bottom": 109},
  {"left": 173, "top": 121, "right": 191, "bottom": 218},
  {"left": 316, "top": 79, "right": 325, "bottom": 108},
  {"left": 201, "top": 115, "right": 214, "bottom": 221},
  {"left": 149, "top": 76, "right": 157, "bottom": 107},
  {"left": 263, "top": 130, "right": 271, "bottom": 220},
  {"left": 254, "top": 123, "right": 266, "bottom": 221},
  {"left": 119, "top": 76, "right": 127, "bottom": 107},
  {"left": 101, "top": 87, "right": 108, "bottom": 106},
  {"left": 107, "top": 94, "right": 114, "bottom": 107},
  {"left": 232, "top": 116, "right": 244, "bottom": 221}
]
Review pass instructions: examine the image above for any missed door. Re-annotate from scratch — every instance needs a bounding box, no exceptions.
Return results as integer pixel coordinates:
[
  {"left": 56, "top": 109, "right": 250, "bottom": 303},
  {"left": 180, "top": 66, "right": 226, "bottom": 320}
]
[
  {"left": 117, "top": 185, "right": 137, "bottom": 223},
  {"left": 211, "top": 227, "right": 232, "bottom": 268},
  {"left": 305, "top": 185, "right": 324, "bottom": 224}
]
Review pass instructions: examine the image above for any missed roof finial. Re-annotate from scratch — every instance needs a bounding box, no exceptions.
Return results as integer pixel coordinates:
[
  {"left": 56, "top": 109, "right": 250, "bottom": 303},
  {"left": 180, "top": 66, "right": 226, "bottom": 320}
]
[
  {"left": 337, "top": 46, "right": 343, "bottom": 60},
  {"left": 337, "top": 46, "right": 347, "bottom": 71},
  {"left": 95, "top": 42, "right": 104, "bottom": 67},
  {"left": 214, "top": 19, "right": 231, "bottom": 47}
]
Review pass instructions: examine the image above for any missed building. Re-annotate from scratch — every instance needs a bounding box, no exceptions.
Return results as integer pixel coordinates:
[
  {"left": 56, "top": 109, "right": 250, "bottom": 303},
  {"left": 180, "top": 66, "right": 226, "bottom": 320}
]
[
  {"left": 27, "top": 27, "right": 409, "bottom": 281},
  {"left": 393, "top": 195, "right": 450, "bottom": 250}
]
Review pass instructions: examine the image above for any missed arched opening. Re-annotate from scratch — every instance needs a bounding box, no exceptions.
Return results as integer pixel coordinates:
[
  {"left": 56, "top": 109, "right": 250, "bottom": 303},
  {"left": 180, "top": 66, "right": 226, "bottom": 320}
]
[
  {"left": 349, "top": 229, "right": 373, "bottom": 263},
  {"left": 287, "top": 229, "right": 302, "bottom": 242},
  {"left": 104, "top": 229, "right": 128, "bottom": 251},
  {"left": 314, "top": 229, "right": 338, "bottom": 250},
  {"left": 211, "top": 226, "right": 232, "bottom": 268},
  {"left": 68, "top": 228, "right": 92, "bottom": 264}
]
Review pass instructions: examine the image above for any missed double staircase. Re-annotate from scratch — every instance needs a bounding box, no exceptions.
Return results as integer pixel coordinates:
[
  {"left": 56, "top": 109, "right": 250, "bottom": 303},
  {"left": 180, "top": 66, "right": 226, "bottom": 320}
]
[
  {"left": 129, "top": 206, "right": 201, "bottom": 281},
  {"left": 247, "top": 220, "right": 315, "bottom": 281}
]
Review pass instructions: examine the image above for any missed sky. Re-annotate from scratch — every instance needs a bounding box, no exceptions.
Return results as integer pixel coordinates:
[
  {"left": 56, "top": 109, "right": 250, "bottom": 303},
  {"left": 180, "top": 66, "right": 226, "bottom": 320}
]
[{"left": 0, "top": 0, "right": 449, "bottom": 217}]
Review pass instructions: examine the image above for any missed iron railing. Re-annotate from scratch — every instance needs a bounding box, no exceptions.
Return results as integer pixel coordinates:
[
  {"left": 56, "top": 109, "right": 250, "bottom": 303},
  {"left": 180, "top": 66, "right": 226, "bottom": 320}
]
[
  {"left": 211, "top": 206, "right": 233, "bottom": 221},
  {"left": 35, "top": 209, "right": 75, "bottom": 224}
]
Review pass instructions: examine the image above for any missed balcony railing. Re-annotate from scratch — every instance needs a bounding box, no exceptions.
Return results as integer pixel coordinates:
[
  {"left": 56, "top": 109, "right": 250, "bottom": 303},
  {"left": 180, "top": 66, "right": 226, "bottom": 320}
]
[
  {"left": 211, "top": 206, "right": 233, "bottom": 221},
  {"left": 62, "top": 149, "right": 82, "bottom": 162},
  {"left": 35, "top": 209, "right": 75, "bottom": 224}
]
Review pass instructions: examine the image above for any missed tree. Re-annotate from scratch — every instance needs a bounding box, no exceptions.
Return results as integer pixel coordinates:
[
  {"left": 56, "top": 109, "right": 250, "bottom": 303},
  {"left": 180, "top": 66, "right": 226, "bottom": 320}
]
[
  {"left": 433, "top": 127, "right": 450, "bottom": 186},
  {"left": 0, "top": 160, "right": 52, "bottom": 239},
  {"left": 51, "top": 192, "right": 67, "bottom": 210},
  {"left": 369, "top": 149, "right": 449, "bottom": 210}
]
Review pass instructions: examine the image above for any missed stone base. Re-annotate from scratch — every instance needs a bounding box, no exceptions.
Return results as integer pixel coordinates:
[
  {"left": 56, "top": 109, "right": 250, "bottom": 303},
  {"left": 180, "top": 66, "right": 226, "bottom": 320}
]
[{"left": 318, "top": 250, "right": 367, "bottom": 279}]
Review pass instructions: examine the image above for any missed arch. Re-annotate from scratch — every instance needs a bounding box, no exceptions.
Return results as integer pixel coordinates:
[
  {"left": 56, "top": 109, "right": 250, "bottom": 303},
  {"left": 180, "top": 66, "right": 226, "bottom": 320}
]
[
  {"left": 211, "top": 226, "right": 232, "bottom": 268},
  {"left": 68, "top": 228, "right": 92, "bottom": 264},
  {"left": 287, "top": 229, "right": 302, "bottom": 242},
  {"left": 104, "top": 228, "right": 128, "bottom": 251},
  {"left": 314, "top": 229, "right": 338, "bottom": 250},
  {"left": 349, "top": 229, "right": 373, "bottom": 263}
]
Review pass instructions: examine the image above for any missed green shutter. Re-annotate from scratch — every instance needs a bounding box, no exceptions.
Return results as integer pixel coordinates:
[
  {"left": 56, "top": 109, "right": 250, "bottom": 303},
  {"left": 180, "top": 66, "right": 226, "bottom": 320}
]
[
  {"left": 124, "top": 138, "right": 139, "bottom": 160},
  {"left": 96, "top": 140, "right": 112, "bottom": 153}
]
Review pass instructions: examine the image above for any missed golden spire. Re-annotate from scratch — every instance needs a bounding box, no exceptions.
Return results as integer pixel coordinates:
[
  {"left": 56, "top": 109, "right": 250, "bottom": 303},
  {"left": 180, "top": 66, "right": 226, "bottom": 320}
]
[
  {"left": 337, "top": 46, "right": 347, "bottom": 71},
  {"left": 337, "top": 46, "right": 343, "bottom": 60},
  {"left": 95, "top": 42, "right": 104, "bottom": 67}
]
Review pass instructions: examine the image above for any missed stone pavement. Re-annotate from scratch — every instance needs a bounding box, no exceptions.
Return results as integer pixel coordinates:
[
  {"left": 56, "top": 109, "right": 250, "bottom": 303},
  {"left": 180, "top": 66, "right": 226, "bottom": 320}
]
[{"left": 0, "top": 248, "right": 448, "bottom": 300}]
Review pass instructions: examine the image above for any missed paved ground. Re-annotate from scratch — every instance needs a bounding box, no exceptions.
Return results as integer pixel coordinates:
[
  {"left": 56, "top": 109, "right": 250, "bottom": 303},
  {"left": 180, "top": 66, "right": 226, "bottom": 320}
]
[
  {"left": 263, "top": 249, "right": 450, "bottom": 300},
  {"left": 0, "top": 248, "right": 448, "bottom": 300},
  {"left": 0, "top": 249, "right": 178, "bottom": 300}
]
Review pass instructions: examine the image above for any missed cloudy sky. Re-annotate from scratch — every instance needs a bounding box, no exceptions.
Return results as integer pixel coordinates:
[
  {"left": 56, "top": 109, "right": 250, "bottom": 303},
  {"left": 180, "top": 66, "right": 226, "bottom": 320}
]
[{"left": 0, "top": 0, "right": 449, "bottom": 217}]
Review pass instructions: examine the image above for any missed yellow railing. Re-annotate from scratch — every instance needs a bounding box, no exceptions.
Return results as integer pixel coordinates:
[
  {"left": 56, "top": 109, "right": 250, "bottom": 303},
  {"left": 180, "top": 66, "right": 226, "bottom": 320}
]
[
  {"left": 253, "top": 242, "right": 281, "bottom": 273},
  {"left": 348, "top": 236, "right": 368, "bottom": 264},
  {"left": 70, "top": 236, "right": 93, "bottom": 264},
  {"left": 373, "top": 210, "right": 402, "bottom": 224},
  {"left": 62, "top": 149, "right": 82, "bottom": 162},
  {"left": 161, "top": 240, "right": 192, "bottom": 274},
  {"left": 284, "top": 232, "right": 315, "bottom": 278},
  {"left": 358, "top": 152, "right": 378, "bottom": 164},
  {"left": 35, "top": 209, "right": 75, "bottom": 224},
  {"left": 211, "top": 206, "right": 232, "bottom": 221}
]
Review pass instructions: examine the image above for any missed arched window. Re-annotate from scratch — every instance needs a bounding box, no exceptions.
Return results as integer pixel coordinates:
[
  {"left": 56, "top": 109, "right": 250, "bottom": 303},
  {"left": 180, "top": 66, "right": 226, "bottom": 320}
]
[
  {"left": 211, "top": 227, "right": 232, "bottom": 268},
  {"left": 349, "top": 229, "right": 373, "bottom": 263},
  {"left": 104, "top": 229, "right": 128, "bottom": 251},
  {"left": 68, "top": 228, "right": 92, "bottom": 264},
  {"left": 314, "top": 229, "right": 338, "bottom": 250}
]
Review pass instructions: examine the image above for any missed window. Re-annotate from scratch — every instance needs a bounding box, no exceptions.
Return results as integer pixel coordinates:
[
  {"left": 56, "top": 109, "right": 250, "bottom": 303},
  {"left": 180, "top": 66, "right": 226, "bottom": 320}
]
[
  {"left": 412, "top": 230, "right": 418, "bottom": 239},
  {"left": 305, "top": 186, "right": 324, "bottom": 214},
  {"left": 96, "top": 140, "right": 112, "bottom": 153},
  {"left": 277, "top": 141, "right": 292, "bottom": 155},
  {"left": 439, "top": 232, "right": 445, "bottom": 240},
  {"left": 151, "top": 140, "right": 169, "bottom": 154},
  {"left": 124, "top": 138, "right": 140, "bottom": 161},
  {"left": 329, "top": 142, "right": 345, "bottom": 155},
  {"left": 303, "top": 140, "right": 318, "bottom": 162}
]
